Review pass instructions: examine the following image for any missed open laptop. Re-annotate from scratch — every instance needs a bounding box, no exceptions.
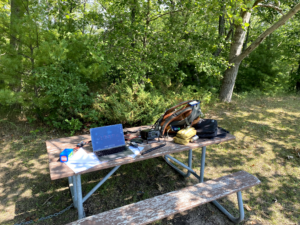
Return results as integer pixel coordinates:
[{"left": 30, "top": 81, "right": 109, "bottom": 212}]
[{"left": 90, "top": 124, "right": 133, "bottom": 161}]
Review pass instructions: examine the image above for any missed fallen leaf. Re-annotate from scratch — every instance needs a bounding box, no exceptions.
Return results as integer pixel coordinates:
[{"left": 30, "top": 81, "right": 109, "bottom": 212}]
[
  {"left": 125, "top": 196, "right": 132, "bottom": 200},
  {"left": 244, "top": 204, "right": 252, "bottom": 211},
  {"left": 157, "top": 183, "right": 163, "bottom": 192}
]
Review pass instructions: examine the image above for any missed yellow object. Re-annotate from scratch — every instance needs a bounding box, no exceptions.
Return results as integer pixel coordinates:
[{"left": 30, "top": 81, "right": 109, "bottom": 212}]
[
  {"left": 174, "top": 136, "right": 190, "bottom": 145},
  {"left": 176, "top": 127, "right": 196, "bottom": 139},
  {"left": 173, "top": 127, "right": 197, "bottom": 145}
]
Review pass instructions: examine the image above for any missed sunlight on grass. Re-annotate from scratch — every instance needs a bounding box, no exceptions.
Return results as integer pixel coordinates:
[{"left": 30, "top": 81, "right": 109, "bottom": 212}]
[{"left": 0, "top": 95, "right": 300, "bottom": 224}]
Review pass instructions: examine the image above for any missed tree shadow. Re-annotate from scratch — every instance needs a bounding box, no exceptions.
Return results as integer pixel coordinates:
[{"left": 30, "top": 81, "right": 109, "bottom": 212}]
[{"left": 1, "top": 96, "right": 300, "bottom": 224}]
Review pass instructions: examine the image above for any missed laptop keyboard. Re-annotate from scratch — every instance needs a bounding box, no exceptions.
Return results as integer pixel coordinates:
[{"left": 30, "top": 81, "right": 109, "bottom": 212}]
[{"left": 95, "top": 146, "right": 127, "bottom": 157}]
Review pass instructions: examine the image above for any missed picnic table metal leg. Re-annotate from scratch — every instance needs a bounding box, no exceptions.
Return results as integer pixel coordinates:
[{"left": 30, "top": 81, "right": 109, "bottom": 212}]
[
  {"left": 164, "top": 146, "right": 207, "bottom": 181},
  {"left": 82, "top": 165, "right": 120, "bottom": 203},
  {"left": 68, "top": 176, "right": 77, "bottom": 209},
  {"left": 212, "top": 191, "right": 245, "bottom": 223},
  {"left": 164, "top": 146, "right": 245, "bottom": 223},
  {"left": 72, "top": 176, "right": 78, "bottom": 209},
  {"left": 199, "top": 146, "right": 206, "bottom": 183},
  {"left": 69, "top": 166, "right": 120, "bottom": 220},
  {"left": 164, "top": 149, "right": 193, "bottom": 177},
  {"left": 198, "top": 146, "right": 245, "bottom": 223},
  {"left": 74, "top": 174, "right": 85, "bottom": 219}
]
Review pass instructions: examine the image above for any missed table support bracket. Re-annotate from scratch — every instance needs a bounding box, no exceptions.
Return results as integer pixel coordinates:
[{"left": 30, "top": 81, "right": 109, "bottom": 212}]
[
  {"left": 68, "top": 176, "right": 78, "bottom": 209},
  {"left": 164, "top": 147, "right": 206, "bottom": 182},
  {"left": 164, "top": 149, "right": 200, "bottom": 180},
  {"left": 163, "top": 146, "right": 244, "bottom": 224},
  {"left": 82, "top": 165, "right": 120, "bottom": 203},
  {"left": 74, "top": 174, "right": 85, "bottom": 219},
  {"left": 68, "top": 165, "right": 121, "bottom": 219},
  {"left": 212, "top": 191, "right": 244, "bottom": 223}
]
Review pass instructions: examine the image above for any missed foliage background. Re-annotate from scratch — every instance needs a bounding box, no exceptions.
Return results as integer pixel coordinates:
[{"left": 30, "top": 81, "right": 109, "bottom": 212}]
[{"left": 0, "top": 0, "right": 299, "bottom": 132}]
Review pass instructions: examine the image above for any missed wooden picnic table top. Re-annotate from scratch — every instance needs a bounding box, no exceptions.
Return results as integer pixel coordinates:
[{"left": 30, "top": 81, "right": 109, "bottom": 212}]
[{"left": 46, "top": 125, "right": 235, "bottom": 180}]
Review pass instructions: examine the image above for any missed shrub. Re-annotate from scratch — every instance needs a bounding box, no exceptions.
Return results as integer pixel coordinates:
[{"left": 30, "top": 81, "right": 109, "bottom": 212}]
[
  {"left": 34, "top": 60, "right": 93, "bottom": 131},
  {"left": 93, "top": 83, "right": 213, "bottom": 127}
]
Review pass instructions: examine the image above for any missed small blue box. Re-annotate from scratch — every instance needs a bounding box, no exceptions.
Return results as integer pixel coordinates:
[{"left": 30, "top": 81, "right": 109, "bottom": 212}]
[{"left": 60, "top": 148, "right": 74, "bottom": 162}]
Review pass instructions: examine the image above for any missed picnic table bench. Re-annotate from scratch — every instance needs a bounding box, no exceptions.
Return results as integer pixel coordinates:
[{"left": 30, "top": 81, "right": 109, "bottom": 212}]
[{"left": 45, "top": 125, "right": 261, "bottom": 224}]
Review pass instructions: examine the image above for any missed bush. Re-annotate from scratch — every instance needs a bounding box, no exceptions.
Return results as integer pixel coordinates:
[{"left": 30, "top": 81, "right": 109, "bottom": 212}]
[
  {"left": 24, "top": 68, "right": 214, "bottom": 134},
  {"left": 33, "top": 60, "right": 93, "bottom": 131},
  {"left": 0, "top": 89, "right": 23, "bottom": 106},
  {"left": 93, "top": 83, "right": 213, "bottom": 127}
]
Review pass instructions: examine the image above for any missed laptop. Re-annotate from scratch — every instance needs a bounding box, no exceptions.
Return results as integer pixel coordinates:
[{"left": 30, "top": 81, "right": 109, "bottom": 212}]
[{"left": 90, "top": 124, "right": 133, "bottom": 161}]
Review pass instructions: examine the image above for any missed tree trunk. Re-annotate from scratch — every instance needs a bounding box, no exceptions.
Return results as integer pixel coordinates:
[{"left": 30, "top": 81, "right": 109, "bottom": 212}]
[
  {"left": 213, "top": 2, "right": 226, "bottom": 57},
  {"left": 243, "top": 19, "right": 251, "bottom": 51},
  {"left": 10, "top": 0, "right": 21, "bottom": 48},
  {"left": 130, "top": 0, "right": 137, "bottom": 47},
  {"left": 296, "top": 61, "right": 300, "bottom": 93},
  {"left": 219, "top": 62, "right": 241, "bottom": 101},
  {"left": 143, "top": 0, "right": 150, "bottom": 49},
  {"left": 219, "top": 2, "right": 300, "bottom": 102},
  {"left": 10, "top": 0, "right": 23, "bottom": 92},
  {"left": 219, "top": 11, "right": 251, "bottom": 102}
]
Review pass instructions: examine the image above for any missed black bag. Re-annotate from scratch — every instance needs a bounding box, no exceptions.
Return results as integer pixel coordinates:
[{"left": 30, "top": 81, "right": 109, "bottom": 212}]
[
  {"left": 193, "top": 119, "right": 218, "bottom": 138},
  {"left": 193, "top": 119, "right": 229, "bottom": 138}
]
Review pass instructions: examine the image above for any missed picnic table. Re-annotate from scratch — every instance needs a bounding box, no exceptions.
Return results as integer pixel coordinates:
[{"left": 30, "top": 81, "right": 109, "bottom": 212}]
[{"left": 46, "top": 125, "right": 260, "bottom": 224}]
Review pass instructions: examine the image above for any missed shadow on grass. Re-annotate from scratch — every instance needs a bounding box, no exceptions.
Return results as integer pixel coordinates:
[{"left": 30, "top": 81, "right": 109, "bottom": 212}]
[
  {"left": 1, "top": 95, "right": 300, "bottom": 225},
  {"left": 203, "top": 96, "right": 300, "bottom": 223}
]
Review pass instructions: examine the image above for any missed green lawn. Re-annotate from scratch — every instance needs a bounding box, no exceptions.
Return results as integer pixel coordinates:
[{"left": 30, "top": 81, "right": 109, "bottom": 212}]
[{"left": 0, "top": 95, "right": 299, "bottom": 225}]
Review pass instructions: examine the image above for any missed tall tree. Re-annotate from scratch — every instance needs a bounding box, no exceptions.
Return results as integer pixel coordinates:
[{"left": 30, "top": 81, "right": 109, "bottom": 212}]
[
  {"left": 219, "top": 1, "right": 300, "bottom": 102},
  {"left": 9, "top": 0, "right": 25, "bottom": 91}
]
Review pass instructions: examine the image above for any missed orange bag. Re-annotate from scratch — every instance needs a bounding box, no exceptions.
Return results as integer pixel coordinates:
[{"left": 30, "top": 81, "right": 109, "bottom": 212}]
[{"left": 154, "top": 100, "right": 202, "bottom": 136}]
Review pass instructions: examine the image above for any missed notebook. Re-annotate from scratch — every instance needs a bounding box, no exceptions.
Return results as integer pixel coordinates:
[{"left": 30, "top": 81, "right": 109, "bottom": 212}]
[{"left": 90, "top": 124, "right": 134, "bottom": 162}]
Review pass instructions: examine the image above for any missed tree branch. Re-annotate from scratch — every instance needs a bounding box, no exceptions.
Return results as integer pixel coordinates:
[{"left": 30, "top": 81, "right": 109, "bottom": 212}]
[
  {"left": 150, "top": 9, "right": 185, "bottom": 22},
  {"left": 99, "top": 2, "right": 107, "bottom": 12},
  {"left": 234, "top": 2, "right": 300, "bottom": 63},
  {"left": 18, "top": 52, "right": 32, "bottom": 60},
  {"left": 252, "top": 0, "right": 264, "bottom": 8},
  {"left": 257, "top": 3, "right": 284, "bottom": 15},
  {"left": 225, "top": 28, "right": 233, "bottom": 41},
  {"left": 213, "top": 28, "right": 233, "bottom": 57}
]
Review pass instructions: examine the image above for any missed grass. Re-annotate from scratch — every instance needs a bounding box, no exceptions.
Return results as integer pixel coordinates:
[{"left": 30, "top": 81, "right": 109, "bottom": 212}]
[{"left": 0, "top": 94, "right": 300, "bottom": 225}]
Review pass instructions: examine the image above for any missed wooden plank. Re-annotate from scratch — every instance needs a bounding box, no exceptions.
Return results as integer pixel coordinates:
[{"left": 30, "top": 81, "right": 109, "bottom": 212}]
[
  {"left": 46, "top": 126, "right": 236, "bottom": 180},
  {"left": 67, "top": 171, "right": 261, "bottom": 225}
]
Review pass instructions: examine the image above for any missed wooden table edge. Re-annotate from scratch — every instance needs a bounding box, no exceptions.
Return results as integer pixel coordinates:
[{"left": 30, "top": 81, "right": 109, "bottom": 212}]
[{"left": 46, "top": 127, "right": 236, "bottom": 180}]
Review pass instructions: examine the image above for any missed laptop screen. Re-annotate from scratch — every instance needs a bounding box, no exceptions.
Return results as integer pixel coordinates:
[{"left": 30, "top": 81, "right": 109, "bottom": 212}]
[{"left": 90, "top": 124, "right": 125, "bottom": 152}]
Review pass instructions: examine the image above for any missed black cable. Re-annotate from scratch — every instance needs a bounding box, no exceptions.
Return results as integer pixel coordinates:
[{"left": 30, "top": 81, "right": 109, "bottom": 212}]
[{"left": 141, "top": 143, "right": 167, "bottom": 155}]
